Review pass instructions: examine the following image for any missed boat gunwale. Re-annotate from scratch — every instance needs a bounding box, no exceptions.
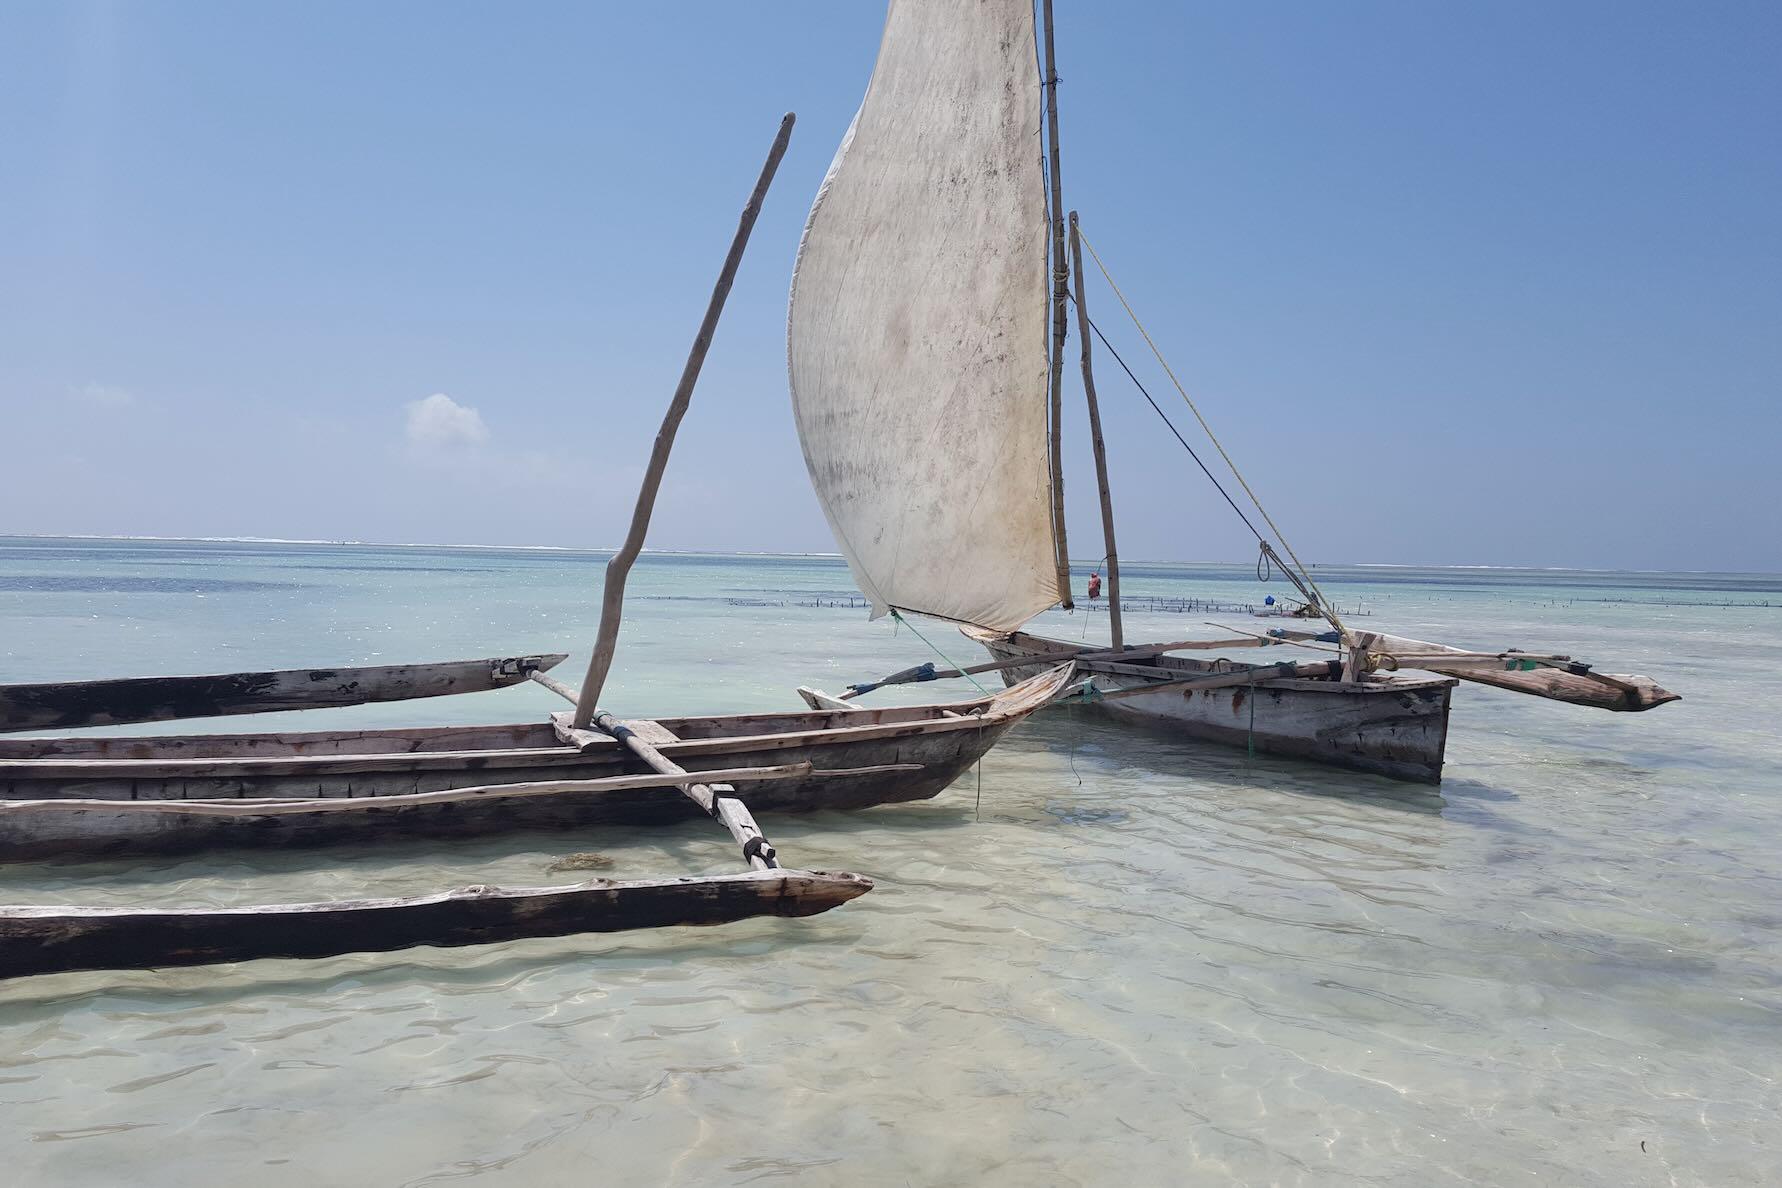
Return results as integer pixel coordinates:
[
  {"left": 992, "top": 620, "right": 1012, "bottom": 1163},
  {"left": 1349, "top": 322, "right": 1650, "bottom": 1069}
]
[
  {"left": 991, "top": 630, "right": 1458, "bottom": 694},
  {"left": 0, "top": 666, "right": 1073, "bottom": 779}
]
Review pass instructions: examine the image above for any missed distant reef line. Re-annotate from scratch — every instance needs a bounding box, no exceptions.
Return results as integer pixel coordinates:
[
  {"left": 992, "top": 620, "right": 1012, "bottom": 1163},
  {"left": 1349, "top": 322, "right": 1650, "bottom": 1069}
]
[
  {"left": 1, "top": 533, "right": 845, "bottom": 559},
  {"left": 2, "top": 535, "right": 1774, "bottom": 578}
]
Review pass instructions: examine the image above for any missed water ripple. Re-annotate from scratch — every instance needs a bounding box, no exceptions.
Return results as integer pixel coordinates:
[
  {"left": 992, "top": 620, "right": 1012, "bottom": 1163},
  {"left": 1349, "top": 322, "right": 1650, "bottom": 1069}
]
[{"left": 1, "top": 552, "right": 1779, "bottom": 1183}]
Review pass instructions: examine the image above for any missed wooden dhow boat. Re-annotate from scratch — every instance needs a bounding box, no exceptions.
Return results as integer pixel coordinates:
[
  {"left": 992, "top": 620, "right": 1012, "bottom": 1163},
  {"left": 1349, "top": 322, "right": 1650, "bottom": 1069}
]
[
  {"left": 786, "top": 0, "right": 1678, "bottom": 783},
  {"left": 0, "top": 113, "right": 1068, "bottom": 980},
  {"left": 0, "top": 661, "right": 1069, "bottom": 864}
]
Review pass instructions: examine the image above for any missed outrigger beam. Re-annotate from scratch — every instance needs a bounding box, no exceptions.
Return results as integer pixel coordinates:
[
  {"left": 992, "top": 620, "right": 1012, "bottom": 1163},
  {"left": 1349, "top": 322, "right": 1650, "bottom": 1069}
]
[{"left": 1274, "top": 629, "right": 1680, "bottom": 712}]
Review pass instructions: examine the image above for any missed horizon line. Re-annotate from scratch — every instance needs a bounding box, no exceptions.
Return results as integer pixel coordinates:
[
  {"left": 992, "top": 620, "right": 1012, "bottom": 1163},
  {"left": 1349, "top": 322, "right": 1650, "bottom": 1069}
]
[{"left": 2, "top": 533, "right": 1777, "bottom": 578}]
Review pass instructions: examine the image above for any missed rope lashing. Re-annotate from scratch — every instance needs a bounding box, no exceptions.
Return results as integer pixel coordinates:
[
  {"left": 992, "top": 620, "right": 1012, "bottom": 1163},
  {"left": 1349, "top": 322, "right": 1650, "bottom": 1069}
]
[
  {"left": 1074, "top": 223, "right": 1351, "bottom": 644},
  {"left": 740, "top": 834, "right": 778, "bottom": 867}
]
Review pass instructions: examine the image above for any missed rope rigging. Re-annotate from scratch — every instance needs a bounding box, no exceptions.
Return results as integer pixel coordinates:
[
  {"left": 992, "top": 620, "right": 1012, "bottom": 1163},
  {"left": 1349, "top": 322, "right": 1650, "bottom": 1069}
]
[
  {"left": 1071, "top": 299, "right": 1331, "bottom": 624},
  {"left": 889, "top": 609, "right": 992, "bottom": 697},
  {"left": 1071, "top": 222, "right": 1351, "bottom": 641}
]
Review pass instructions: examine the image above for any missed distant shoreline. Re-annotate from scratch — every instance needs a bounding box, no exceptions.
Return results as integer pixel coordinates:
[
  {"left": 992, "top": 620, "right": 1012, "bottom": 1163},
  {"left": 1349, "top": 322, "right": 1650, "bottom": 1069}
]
[
  {"left": 3, "top": 534, "right": 1776, "bottom": 578},
  {"left": 0, "top": 533, "right": 847, "bottom": 561}
]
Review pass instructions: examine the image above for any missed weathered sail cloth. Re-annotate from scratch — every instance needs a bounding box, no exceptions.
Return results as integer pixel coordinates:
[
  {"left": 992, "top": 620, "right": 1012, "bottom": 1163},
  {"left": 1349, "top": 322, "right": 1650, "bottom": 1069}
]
[{"left": 787, "top": 0, "right": 1055, "bottom": 633}]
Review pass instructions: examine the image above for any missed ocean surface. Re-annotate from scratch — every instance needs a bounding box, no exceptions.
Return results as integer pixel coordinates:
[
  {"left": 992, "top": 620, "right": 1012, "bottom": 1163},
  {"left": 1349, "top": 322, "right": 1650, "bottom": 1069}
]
[{"left": 1, "top": 536, "right": 1778, "bottom": 1186}]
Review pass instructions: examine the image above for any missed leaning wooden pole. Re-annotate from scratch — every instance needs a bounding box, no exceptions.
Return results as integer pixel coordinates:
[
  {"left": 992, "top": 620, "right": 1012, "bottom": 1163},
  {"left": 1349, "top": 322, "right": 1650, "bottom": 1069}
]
[
  {"left": 572, "top": 113, "right": 796, "bottom": 729},
  {"left": 1041, "top": 0, "right": 1074, "bottom": 610},
  {"left": 1068, "top": 211, "right": 1122, "bottom": 652}
]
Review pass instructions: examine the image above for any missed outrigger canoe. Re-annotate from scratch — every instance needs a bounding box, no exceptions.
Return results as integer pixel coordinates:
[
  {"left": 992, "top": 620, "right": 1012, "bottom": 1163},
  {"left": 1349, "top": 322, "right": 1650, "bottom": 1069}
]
[
  {"left": 0, "top": 113, "right": 1073, "bottom": 980},
  {"left": 0, "top": 660, "right": 1072, "bottom": 861},
  {"left": 0, "top": 658, "right": 1071, "bottom": 979},
  {"left": 785, "top": 1, "right": 1677, "bottom": 785}
]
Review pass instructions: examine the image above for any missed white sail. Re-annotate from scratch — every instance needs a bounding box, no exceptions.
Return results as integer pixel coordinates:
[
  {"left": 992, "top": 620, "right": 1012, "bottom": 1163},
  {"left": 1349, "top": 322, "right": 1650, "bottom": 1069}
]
[{"left": 787, "top": 0, "right": 1055, "bottom": 633}]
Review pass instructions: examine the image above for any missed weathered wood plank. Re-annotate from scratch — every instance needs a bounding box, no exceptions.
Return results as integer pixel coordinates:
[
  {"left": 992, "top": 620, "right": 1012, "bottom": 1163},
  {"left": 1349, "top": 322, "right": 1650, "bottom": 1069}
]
[
  {"left": 796, "top": 687, "right": 863, "bottom": 712},
  {"left": 0, "top": 667, "right": 1073, "bottom": 860},
  {"left": 0, "top": 721, "right": 558, "bottom": 761},
  {"left": 845, "top": 634, "right": 1278, "bottom": 697},
  {"left": 4, "top": 747, "right": 590, "bottom": 780},
  {"left": 0, "top": 655, "right": 568, "bottom": 734},
  {"left": 4, "top": 675, "right": 1064, "bottom": 780},
  {"left": 0, "top": 763, "right": 824, "bottom": 816},
  {"left": 0, "top": 725, "right": 989, "bottom": 860},
  {"left": 1070, "top": 661, "right": 1343, "bottom": 702},
  {"left": 1349, "top": 631, "right": 1679, "bottom": 712},
  {"left": 0, "top": 869, "right": 874, "bottom": 980},
  {"left": 981, "top": 631, "right": 1453, "bottom": 782},
  {"left": 622, "top": 719, "right": 683, "bottom": 746},
  {"left": 592, "top": 710, "right": 781, "bottom": 871}
]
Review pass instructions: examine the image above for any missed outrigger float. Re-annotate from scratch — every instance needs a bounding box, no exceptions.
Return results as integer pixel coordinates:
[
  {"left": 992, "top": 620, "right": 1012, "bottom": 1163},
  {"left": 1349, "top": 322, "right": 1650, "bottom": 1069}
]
[
  {"left": 787, "top": 0, "right": 1678, "bottom": 781},
  {"left": 0, "top": 112, "right": 1067, "bottom": 981}
]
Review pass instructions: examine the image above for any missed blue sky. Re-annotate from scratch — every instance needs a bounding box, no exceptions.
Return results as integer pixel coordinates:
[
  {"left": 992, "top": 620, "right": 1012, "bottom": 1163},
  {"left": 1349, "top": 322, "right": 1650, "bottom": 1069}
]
[{"left": 3, "top": 1, "right": 1777, "bottom": 571}]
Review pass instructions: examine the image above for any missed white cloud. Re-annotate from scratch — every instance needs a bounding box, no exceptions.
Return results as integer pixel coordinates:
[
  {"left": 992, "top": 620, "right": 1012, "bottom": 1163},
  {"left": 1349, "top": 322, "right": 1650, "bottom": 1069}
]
[
  {"left": 71, "top": 382, "right": 135, "bottom": 408},
  {"left": 404, "top": 392, "right": 488, "bottom": 450}
]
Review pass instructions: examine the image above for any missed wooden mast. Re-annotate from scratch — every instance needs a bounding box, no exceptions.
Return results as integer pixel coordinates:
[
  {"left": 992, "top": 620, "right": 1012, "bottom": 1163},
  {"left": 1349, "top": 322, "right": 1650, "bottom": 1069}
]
[
  {"left": 1041, "top": 0, "right": 1074, "bottom": 609},
  {"left": 572, "top": 114, "right": 796, "bottom": 728},
  {"left": 1068, "top": 211, "right": 1122, "bottom": 652}
]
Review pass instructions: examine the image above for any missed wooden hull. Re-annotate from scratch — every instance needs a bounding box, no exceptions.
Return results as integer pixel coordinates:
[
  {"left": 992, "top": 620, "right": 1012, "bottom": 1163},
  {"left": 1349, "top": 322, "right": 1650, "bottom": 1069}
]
[
  {"left": 972, "top": 631, "right": 1455, "bottom": 783},
  {"left": 0, "top": 667, "right": 1070, "bottom": 861},
  {"left": 0, "top": 870, "right": 873, "bottom": 980}
]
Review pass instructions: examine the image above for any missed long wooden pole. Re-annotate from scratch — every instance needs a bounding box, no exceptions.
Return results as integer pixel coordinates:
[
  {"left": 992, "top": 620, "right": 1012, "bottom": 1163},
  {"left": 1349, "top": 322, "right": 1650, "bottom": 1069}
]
[
  {"left": 1068, "top": 211, "right": 1121, "bottom": 651},
  {"left": 589, "top": 712, "right": 781, "bottom": 871},
  {"left": 837, "top": 635, "right": 1284, "bottom": 698},
  {"left": 1041, "top": 0, "right": 1074, "bottom": 610},
  {"left": 573, "top": 113, "right": 796, "bottom": 728}
]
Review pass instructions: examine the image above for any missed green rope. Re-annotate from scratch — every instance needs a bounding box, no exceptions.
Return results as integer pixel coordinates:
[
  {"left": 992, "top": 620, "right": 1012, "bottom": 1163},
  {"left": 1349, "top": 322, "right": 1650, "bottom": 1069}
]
[{"left": 889, "top": 609, "right": 993, "bottom": 696}]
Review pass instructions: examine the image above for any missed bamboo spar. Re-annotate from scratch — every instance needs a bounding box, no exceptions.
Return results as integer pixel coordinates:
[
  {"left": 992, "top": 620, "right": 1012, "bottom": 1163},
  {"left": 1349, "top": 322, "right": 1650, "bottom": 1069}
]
[
  {"left": 1069, "top": 212, "right": 1121, "bottom": 651},
  {"left": 572, "top": 113, "right": 796, "bottom": 728},
  {"left": 1041, "top": 0, "right": 1074, "bottom": 610}
]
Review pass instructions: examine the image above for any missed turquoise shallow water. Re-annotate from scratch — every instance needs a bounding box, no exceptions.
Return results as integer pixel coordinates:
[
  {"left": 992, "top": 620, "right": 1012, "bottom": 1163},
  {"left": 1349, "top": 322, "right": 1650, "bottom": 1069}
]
[{"left": 1, "top": 537, "right": 1779, "bottom": 1186}]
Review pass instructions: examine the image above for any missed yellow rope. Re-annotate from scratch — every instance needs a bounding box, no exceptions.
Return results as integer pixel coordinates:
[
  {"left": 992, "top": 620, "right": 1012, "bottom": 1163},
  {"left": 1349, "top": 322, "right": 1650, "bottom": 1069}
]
[{"left": 1074, "top": 224, "right": 1351, "bottom": 643}]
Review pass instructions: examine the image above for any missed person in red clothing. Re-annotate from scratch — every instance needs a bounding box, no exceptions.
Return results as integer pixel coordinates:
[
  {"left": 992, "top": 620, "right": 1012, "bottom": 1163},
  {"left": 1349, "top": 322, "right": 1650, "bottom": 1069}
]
[{"left": 1087, "top": 570, "right": 1102, "bottom": 600}]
